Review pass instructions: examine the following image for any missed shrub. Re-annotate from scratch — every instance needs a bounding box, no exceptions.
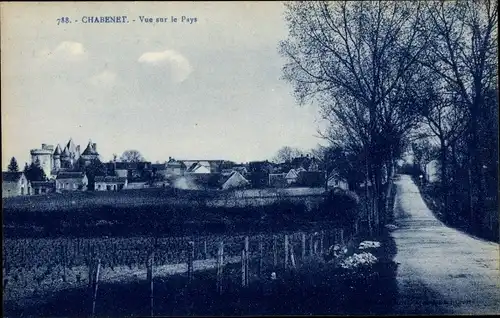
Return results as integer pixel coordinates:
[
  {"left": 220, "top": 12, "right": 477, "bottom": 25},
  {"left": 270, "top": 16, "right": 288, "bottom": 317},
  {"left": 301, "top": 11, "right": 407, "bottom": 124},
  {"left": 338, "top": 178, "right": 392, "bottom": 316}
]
[{"left": 320, "top": 190, "right": 360, "bottom": 226}]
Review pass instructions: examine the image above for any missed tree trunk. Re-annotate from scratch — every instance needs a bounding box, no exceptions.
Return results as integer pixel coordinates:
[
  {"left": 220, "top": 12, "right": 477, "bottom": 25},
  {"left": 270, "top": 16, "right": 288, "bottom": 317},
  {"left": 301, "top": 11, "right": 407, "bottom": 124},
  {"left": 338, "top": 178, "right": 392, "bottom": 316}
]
[
  {"left": 439, "top": 138, "right": 449, "bottom": 222},
  {"left": 365, "top": 153, "right": 372, "bottom": 236}
]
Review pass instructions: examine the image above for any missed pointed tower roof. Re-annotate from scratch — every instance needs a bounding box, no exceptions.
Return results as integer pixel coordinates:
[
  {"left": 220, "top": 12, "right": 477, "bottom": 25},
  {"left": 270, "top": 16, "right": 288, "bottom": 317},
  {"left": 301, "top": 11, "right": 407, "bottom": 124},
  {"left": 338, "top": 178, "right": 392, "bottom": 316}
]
[
  {"left": 81, "top": 140, "right": 95, "bottom": 156},
  {"left": 53, "top": 144, "right": 62, "bottom": 156},
  {"left": 66, "top": 138, "right": 76, "bottom": 153},
  {"left": 61, "top": 146, "right": 70, "bottom": 157}
]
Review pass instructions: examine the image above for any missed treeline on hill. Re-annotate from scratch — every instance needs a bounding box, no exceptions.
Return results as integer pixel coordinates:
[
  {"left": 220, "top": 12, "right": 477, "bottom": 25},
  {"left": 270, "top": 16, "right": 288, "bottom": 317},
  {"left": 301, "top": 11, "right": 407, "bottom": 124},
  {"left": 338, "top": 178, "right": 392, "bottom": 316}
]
[{"left": 3, "top": 190, "right": 360, "bottom": 238}]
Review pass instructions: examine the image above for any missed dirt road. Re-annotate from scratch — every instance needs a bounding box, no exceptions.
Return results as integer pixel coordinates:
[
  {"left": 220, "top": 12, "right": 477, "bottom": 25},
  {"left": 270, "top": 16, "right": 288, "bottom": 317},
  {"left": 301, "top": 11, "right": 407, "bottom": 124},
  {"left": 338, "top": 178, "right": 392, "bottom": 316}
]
[{"left": 391, "top": 174, "right": 499, "bottom": 314}]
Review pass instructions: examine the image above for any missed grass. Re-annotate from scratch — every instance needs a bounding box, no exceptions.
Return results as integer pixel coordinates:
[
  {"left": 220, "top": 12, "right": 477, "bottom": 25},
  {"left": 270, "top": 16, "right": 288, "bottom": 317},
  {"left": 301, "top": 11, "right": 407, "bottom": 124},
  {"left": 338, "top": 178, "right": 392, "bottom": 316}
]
[
  {"left": 3, "top": 187, "right": 359, "bottom": 239},
  {"left": 2, "top": 187, "right": 325, "bottom": 212},
  {"left": 3, "top": 187, "right": 394, "bottom": 315},
  {"left": 411, "top": 175, "right": 499, "bottom": 242}
]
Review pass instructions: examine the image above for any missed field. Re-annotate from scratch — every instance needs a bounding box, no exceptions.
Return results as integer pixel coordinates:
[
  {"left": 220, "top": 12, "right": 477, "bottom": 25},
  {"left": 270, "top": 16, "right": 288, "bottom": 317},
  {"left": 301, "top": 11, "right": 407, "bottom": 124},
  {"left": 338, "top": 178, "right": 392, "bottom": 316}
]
[
  {"left": 3, "top": 187, "right": 342, "bottom": 239},
  {"left": 2, "top": 187, "right": 326, "bottom": 212},
  {"left": 3, "top": 186, "right": 365, "bottom": 315},
  {"left": 3, "top": 227, "right": 358, "bottom": 313}
]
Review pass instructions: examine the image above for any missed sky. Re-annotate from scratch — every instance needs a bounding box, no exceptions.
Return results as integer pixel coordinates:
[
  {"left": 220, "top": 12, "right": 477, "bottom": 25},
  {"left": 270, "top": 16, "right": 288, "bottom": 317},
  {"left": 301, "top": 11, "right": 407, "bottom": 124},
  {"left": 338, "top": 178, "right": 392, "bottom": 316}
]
[{"left": 1, "top": 2, "right": 326, "bottom": 168}]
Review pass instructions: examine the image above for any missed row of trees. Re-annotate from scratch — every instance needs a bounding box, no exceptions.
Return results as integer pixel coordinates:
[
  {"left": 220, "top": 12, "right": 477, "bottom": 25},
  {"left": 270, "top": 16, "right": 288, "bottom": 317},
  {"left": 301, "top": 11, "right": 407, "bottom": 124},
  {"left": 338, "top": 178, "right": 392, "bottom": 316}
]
[
  {"left": 280, "top": 1, "right": 497, "bottom": 236},
  {"left": 7, "top": 157, "right": 47, "bottom": 182}
]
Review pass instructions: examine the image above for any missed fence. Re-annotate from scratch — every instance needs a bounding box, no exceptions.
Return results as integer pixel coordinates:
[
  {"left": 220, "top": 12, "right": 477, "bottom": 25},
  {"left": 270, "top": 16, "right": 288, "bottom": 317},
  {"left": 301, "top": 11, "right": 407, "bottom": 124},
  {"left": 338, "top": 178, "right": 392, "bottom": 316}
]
[{"left": 3, "top": 226, "right": 358, "bottom": 316}]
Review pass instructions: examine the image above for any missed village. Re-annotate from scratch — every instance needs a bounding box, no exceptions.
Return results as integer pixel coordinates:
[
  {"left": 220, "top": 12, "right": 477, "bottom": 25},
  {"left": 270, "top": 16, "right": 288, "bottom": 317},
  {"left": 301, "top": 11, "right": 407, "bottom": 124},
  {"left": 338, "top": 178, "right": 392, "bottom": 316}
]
[
  {"left": 2, "top": 1, "right": 497, "bottom": 316},
  {"left": 1, "top": 137, "right": 362, "bottom": 198}
]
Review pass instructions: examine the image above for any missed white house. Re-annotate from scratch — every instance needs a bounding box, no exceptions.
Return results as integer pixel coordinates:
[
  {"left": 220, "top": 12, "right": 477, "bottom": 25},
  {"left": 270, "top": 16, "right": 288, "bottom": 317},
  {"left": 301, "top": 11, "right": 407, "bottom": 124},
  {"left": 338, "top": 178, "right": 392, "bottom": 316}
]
[
  {"left": 327, "top": 174, "right": 349, "bottom": 190},
  {"left": 188, "top": 163, "right": 211, "bottom": 174},
  {"left": 285, "top": 169, "right": 299, "bottom": 185},
  {"left": 221, "top": 171, "right": 250, "bottom": 190},
  {"left": 55, "top": 172, "right": 88, "bottom": 192},
  {"left": 2, "top": 172, "right": 30, "bottom": 198},
  {"left": 95, "top": 176, "right": 128, "bottom": 191},
  {"left": 425, "top": 159, "right": 440, "bottom": 183}
]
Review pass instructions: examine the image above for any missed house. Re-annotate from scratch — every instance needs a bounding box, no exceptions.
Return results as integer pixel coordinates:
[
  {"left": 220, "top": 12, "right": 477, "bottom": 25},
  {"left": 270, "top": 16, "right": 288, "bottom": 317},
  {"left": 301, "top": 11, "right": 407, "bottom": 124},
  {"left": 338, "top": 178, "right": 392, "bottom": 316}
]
[
  {"left": 112, "top": 162, "right": 137, "bottom": 178},
  {"left": 124, "top": 182, "right": 149, "bottom": 190},
  {"left": 31, "top": 180, "right": 56, "bottom": 195},
  {"left": 221, "top": 168, "right": 235, "bottom": 176},
  {"left": 151, "top": 180, "right": 171, "bottom": 188},
  {"left": 296, "top": 171, "right": 325, "bottom": 188},
  {"left": 55, "top": 171, "right": 88, "bottom": 192},
  {"left": 232, "top": 165, "right": 248, "bottom": 176},
  {"left": 248, "top": 161, "right": 275, "bottom": 188},
  {"left": 285, "top": 169, "right": 300, "bottom": 185},
  {"left": 186, "top": 162, "right": 211, "bottom": 174},
  {"left": 181, "top": 160, "right": 225, "bottom": 173},
  {"left": 151, "top": 163, "right": 168, "bottom": 179},
  {"left": 425, "top": 159, "right": 440, "bottom": 183},
  {"left": 290, "top": 155, "right": 320, "bottom": 171},
  {"left": 269, "top": 173, "right": 288, "bottom": 188},
  {"left": 327, "top": 173, "right": 349, "bottom": 190},
  {"left": 221, "top": 171, "right": 250, "bottom": 190},
  {"left": 166, "top": 158, "right": 186, "bottom": 176},
  {"left": 248, "top": 160, "right": 274, "bottom": 173},
  {"left": 95, "top": 176, "right": 128, "bottom": 191},
  {"left": 2, "top": 172, "right": 30, "bottom": 198},
  {"left": 111, "top": 161, "right": 152, "bottom": 181}
]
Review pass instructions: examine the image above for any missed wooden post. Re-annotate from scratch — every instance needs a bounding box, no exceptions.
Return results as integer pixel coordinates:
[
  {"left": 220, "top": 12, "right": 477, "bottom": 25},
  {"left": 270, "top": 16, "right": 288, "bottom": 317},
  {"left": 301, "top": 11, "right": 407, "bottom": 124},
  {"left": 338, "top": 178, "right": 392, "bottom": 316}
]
[
  {"left": 273, "top": 235, "right": 277, "bottom": 268},
  {"left": 187, "top": 241, "right": 194, "bottom": 283},
  {"left": 289, "top": 243, "right": 296, "bottom": 269},
  {"left": 63, "top": 244, "right": 67, "bottom": 282},
  {"left": 91, "top": 258, "right": 101, "bottom": 317},
  {"left": 301, "top": 233, "right": 306, "bottom": 260},
  {"left": 258, "top": 237, "right": 263, "bottom": 278},
  {"left": 244, "top": 236, "right": 249, "bottom": 286},
  {"left": 284, "top": 235, "right": 289, "bottom": 269},
  {"left": 204, "top": 240, "right": 208, "bottom": 259},
  {"left": 147, "top": 251, "right": 154, "bottom": 317},
  {"left": 340, "top": 229, "right": 344, "bottom": 245},
  {"left": 241, "top": 249, "right": 247, "bottom": 287},
  {"left": 313, "top": 233, "right": 318, "bottom": 255},
  {"left": 309, "top": 234, "right": 313, "bottom": 256},
  {"left": 216, "top": 241, "right": 224, "bottom": 294},
  {"left": 87, "top": 243, "right": 93, "bottom": 288},
  {"left": 320, "top": 231, "right": 324, "bottom": 255}
]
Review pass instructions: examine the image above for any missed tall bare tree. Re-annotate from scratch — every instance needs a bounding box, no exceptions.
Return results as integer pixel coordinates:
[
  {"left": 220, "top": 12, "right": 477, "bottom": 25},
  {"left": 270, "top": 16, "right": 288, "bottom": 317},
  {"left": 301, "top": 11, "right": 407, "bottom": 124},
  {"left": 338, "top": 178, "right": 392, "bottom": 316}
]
[
  {"left": 273, "top": 146, "right": 304, "bottom": 163},
  {"left": 420, "top": 0, "right": 498, "bottom": 229},
  {"left": 280, "top": 1, "right": 429, "bottom": 233},
  {"left": 120, "top": 150, "right": 145, "bottom": 163}
]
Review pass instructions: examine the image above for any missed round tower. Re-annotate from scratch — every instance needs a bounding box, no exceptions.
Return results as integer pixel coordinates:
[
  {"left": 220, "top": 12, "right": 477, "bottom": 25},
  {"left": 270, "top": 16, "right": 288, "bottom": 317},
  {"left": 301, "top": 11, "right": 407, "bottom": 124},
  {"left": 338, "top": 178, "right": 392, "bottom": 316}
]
[
  {"left": 53, "top": 144, "right": 62, "bottom": 172},
  {"left": 30, "top": 144, "right": 53, "bottom": 178}
]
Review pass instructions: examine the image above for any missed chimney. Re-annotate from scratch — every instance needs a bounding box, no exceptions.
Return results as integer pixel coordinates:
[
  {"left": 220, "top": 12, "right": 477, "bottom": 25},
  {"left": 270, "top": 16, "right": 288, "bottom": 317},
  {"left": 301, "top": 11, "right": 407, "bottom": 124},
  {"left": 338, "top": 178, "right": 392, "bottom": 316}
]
[
  {"left": 42, "top": 144, "right": 47, "bottom": 149},
  {"left": 92, "top": 143, "right": 97, "bottom": 152}
]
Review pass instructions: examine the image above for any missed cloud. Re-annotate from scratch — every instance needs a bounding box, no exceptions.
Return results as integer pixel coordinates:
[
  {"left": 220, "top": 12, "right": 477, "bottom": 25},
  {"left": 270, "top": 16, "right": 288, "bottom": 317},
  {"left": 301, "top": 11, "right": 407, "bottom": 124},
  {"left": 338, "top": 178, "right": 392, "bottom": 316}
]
[
  {"left": 89, "top": 70, "right": 117, "bottom": 87},
  {"left": 138, "top": 49, "right": 193, "bottom": 83},
  {"left": 37, "top": 41, "right": 87, "bottom": 61}
]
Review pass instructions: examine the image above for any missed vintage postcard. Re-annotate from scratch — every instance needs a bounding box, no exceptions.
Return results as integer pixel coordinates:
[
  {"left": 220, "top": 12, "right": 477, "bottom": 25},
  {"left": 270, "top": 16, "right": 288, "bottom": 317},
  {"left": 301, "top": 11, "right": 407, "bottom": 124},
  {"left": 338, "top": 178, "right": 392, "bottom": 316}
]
[{"left": 2, "top": 1, "right": 498, "bottom": 316}]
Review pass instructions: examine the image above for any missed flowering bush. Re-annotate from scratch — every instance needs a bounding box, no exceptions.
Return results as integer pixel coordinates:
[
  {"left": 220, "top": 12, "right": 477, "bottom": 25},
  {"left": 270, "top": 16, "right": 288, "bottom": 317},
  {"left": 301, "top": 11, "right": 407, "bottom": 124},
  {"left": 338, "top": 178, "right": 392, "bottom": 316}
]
[
  {"left": 323, "top": 244, "right": 348, "bottom": 262},
  {"left": 385, "top": 224, "right": 398, "bottom": 230},
  {"left": 340, "top": 252, "right": 378, "bottom": 269},
  {"left": 358, "top": 241, "right": 381, "bottom": 249}
]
